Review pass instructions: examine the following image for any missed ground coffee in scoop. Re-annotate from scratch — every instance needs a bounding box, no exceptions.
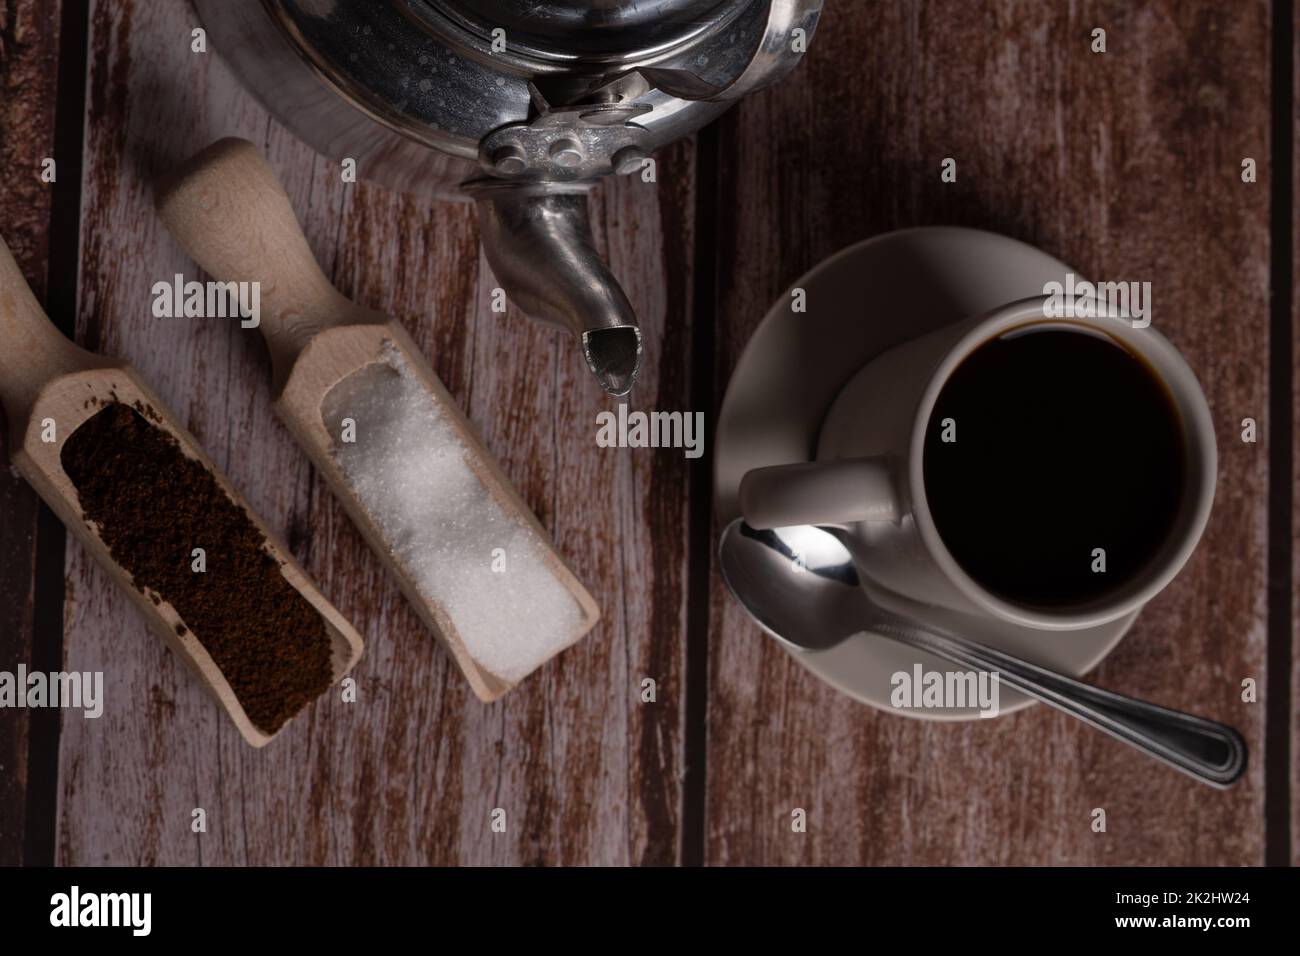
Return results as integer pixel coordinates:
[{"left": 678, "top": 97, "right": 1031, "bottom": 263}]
[{"left": 61, "top": 402, "right": 331, "bottom": 734}]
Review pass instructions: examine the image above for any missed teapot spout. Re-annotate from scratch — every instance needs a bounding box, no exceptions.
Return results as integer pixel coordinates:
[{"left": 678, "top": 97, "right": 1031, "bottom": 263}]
[{"left": 466, "top": 180, "right": 643, "bottom": 396}]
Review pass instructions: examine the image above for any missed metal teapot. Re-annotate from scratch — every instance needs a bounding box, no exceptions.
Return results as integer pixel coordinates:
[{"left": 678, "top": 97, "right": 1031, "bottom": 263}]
[{"left": 194, "top": 0, "right": 823, "bottom": 394}]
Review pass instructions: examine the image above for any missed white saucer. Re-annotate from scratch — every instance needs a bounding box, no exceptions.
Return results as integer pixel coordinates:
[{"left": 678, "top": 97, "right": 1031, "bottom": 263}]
[{"left": 713, "top": 227, "right": 1139, "bottom": 720}]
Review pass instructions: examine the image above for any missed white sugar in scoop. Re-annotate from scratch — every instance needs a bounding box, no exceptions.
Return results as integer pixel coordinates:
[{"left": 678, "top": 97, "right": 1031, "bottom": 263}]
[
  {"left": 323, "top": 348, "right": 589, "bottom": 685},
  {"left": 157, "top": 138, "right": 600, "bottom": 701}
]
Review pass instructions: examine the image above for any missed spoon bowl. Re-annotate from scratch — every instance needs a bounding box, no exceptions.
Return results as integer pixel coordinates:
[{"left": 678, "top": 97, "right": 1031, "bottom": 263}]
[{"left": 718, "top": 521, "right": 862, "bottom": 651}]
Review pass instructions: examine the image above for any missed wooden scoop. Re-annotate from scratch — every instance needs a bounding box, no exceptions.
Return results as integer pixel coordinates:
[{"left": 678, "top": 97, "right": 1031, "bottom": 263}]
[
  {"left": 0, "top": 234, "right": 362, "bottom": 747},
  {"left": 156, "top": 138, "right": 600, "bottom": 702}
]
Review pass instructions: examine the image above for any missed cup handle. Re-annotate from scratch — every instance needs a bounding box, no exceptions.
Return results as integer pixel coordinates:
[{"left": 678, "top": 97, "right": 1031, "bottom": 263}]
[{"left": 739, "top": 457, "right": 898, "bottom": 530}]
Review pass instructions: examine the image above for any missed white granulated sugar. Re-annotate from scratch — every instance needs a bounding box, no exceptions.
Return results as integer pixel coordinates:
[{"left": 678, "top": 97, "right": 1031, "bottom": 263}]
[{"left": 323, "top": 345, "right": 583, "bottom": 683}]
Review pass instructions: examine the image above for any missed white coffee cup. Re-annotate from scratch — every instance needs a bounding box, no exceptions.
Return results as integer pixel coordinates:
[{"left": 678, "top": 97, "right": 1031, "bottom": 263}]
[{"left": 738, "top": 296, "right": 1217, "bottom": 631}]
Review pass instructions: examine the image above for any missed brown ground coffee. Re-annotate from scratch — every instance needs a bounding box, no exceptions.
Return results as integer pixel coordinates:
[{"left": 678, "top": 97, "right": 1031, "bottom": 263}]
[{"left": 61, "top": 402, "right": 332, "bottom": 734}]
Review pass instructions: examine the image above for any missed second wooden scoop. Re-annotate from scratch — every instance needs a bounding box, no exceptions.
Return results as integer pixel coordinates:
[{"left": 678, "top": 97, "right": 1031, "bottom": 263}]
[
  {"left": 156, "top": 138, "right": 601, "bottom": 702},
  {"left": 0, "top": 234, "right": 362, "bottom": 747}
]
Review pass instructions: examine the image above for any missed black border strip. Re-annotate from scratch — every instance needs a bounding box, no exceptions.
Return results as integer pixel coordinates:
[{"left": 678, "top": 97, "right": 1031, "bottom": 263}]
[
  {"left": 1265, "top": 0, "right": 1294, "bottom": 868},
  {"left": 0, "top": 864, "right": 1292, "bottom": 939},
  {"left": 22, "top": 0, "right": 90, "bottom": 868},
  {"left": 680, "top": 120, "right": 720, "bottom": 867}
]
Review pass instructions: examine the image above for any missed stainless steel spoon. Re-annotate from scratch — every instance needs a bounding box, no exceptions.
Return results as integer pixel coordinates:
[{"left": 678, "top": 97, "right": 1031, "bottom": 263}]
[{"left": 718, "top": 518, "right": 1247, "bottom": 788}]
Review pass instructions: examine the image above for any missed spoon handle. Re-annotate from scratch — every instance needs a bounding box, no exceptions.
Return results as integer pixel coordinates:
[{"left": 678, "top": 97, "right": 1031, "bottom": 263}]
[{"left": 870, "top": 612, "right": 1247, "bottom": 788}]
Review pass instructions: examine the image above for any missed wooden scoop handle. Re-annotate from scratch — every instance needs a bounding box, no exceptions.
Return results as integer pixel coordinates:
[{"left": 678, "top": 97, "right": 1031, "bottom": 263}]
[
  {"left": 0, "top": 235, "right": 96, "bottom": 429},
  {"left": 155, "top": 138, "right": 363, "bottom": 379}
]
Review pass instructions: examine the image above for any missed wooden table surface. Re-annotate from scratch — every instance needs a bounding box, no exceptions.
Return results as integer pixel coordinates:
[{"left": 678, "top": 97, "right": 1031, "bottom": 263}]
[{"left": 0, "top": 0, "right": 1294, "bottom": 866}]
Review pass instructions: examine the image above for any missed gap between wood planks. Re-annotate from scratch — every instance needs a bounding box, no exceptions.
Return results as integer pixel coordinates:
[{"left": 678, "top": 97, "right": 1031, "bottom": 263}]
[
  {"left": 680, "top": 119, "right": 721, "bottom": 868},
  {"left": 1264, "top": 0, "right": 1294, "bottom": 868},
  {"left": 22, "top": 0, "right": 90, "bottom": 867}
]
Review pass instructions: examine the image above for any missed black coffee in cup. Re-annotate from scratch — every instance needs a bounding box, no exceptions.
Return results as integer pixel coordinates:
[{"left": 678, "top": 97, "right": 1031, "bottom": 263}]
[{"left": 922, "top": 323, "right": 1187, "bottom": 608}]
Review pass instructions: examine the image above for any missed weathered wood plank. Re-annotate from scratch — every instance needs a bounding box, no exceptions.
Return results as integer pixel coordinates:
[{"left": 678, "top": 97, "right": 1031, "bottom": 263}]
[
  {"left": 0, "top": 0, "right": 61, "bottom": 866},
  {"left": 56, "top": 0, "right": 691, "bottom": 864},
  {"left": 705, "top": 0, "right": 1270, "bottom": 865}
]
